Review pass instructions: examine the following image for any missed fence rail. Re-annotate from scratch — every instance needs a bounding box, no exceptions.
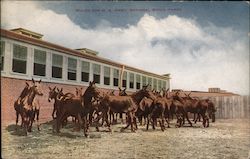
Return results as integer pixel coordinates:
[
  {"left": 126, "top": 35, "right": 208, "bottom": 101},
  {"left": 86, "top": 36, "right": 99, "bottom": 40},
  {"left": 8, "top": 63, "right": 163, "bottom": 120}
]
[{"left": 209, "top": 96, "right": 250, "bottom": 119}]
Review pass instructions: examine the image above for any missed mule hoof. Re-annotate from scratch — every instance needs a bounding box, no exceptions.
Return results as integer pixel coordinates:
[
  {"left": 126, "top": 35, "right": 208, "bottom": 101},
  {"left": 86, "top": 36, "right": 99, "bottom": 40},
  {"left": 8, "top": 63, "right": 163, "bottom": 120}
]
[{"left": 120, "top": 128, "right": 125, "bottom": 132}]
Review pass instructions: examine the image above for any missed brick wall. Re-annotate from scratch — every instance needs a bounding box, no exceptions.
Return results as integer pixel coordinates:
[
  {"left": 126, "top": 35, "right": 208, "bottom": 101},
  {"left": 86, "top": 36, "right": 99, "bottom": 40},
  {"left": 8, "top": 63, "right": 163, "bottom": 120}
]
[{"left": 1, "top": 77, "right": 121, "bottom": 125}]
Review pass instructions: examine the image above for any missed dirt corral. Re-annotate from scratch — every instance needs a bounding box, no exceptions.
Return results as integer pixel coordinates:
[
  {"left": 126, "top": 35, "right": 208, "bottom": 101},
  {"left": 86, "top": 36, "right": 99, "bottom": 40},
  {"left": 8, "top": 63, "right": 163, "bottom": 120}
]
[{"left": 2, "top": 119, "right": 250, "bottom": 159}]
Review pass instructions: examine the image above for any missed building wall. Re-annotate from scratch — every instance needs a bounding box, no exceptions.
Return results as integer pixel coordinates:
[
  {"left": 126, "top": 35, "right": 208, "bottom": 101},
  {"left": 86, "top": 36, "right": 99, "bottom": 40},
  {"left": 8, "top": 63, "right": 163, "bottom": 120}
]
[
  {"left": 1, "top": 37, "right": 169, "bottom": 92},
  {"left": 1, "top": 77, "right": 125, "bottom": 125}
]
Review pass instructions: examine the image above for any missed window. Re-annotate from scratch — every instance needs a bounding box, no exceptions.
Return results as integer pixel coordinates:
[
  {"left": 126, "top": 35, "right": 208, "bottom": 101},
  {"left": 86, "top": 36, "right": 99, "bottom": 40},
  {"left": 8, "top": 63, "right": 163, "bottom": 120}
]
[
  {"left": 162, "top": 81, "right": 167, "bottom": 90},
  {"left": 148, "top": 77, "right": 152, "bottom": 90},
  {"left": 52, "top": 54, "right": 63, "bottom": 78},
  {"left": 122, "top": 71, "right": 127, "bottom": 88},
  {"left": 81, "top": 61, "right": 90, "bottom": 82},
  {"left": 158, "top": 80, "right": 162, "bottom": 91},
  {"left": 0, "top": 41, "right": 5, "bottom": 71},
  {"left": 12, "top": 44, "right": 27, "bottom": 74},
  {"left": 136, "top": 74, "right": 141, "bottom": 89},
  {"left": 93, "top": 63, "right": 100, "bottom": 84},
  {"left": 153, "top": 79, "right": 157, "bottom": 90},
  {"left": 104, "top": 66, "right": 110, "bottom": 85},
  {"left": 33, "top": 49, "right": 46, "bottom": 76},
  {"left": 68, "top": 58, "right": 77, "bottom": 80},
  {"left": 142, "top": 76, "right": 147, "bottom": 87},
  {"left": 129, "top": 73, "right": 134, "bottom": 89},
  {"left": 113, "top": 68, "right": 119, "bottom": 87}
]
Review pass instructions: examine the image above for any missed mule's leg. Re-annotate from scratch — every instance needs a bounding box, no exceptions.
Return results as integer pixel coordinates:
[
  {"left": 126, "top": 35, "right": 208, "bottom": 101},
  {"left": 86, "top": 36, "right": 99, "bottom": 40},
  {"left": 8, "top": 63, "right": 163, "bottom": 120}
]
[
  {"left": 52, "top": 105, "right": 56, "bottom": 119},
  {"left": 146, "top": 116, "right": 150, "bottom": 130},
  {"left": 193, "top": 113, "right": 196, "bottom": 121},
  {"left": 28, "top": 111, "right": 35, "bottom": 132},
  {"left": 82, "top": 116, "right": 88, "bottom": 137},
  {"left": 185, "top": 113, "right": 192, "bottom": 127},
  {"left": 15, "top": 111, "right": 19, "bottom": 130},
  {"left": 165, "top": 117, "right": 171, "bottom": 128},
  {"left": 152, "top": 117, "right": 156, "bottom": 130},
  {"left": 206, "top": 114, "right": 209, "bottom": 127},
  {"left": 121, "top": 113, "right": 131, "bottom": 132},
  {"left": 36, "top": 109, "right": 41, "bottom": 131},
  {"left": 133, "top": 115, "right": 138, "bottom": 130},
  {"left": 104, "top": 112, "right": 111, "bottom": 132},
  {"left": 138, "top": 115, "right": 143, "bottom": 126},
  {"left": 130, "top": 112, "right": 135, "bottom": 132}
]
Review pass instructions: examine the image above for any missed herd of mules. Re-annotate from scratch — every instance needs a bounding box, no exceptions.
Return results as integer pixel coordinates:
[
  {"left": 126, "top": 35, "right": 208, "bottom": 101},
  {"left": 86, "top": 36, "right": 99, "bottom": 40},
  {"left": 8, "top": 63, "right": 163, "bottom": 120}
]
[{"left": 14, "top": 79, "right": 216, "bottom": 137}]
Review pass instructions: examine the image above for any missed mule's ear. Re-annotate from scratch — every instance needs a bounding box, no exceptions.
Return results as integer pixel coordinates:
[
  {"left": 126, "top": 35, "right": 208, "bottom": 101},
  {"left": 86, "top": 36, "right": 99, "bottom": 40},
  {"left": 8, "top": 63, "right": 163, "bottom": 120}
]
[
  {"left": 56, "top": 88, "right": 60, "bottom": 92},
  {"left": 53, "top": 86, "right": 56, "bottom": 90},
  {"left": 49, "top": 86, "right": 52, "bottom": 90},
  {"left": 38, "top": 79, "right": 42, "bottom": 83},
  {"left": 124, "top": 88, "right": 126, "bottom": 91},
  {"left": 119, "top": 87, "right": 121, "bottom": 91},
  {"left": 89, "top": 81, "right": 93, "bottom": 86},
  {"left": 32, "top": 78, "right": 35, "bottom": 83},
  {"left": 25, "top": 82, "right": 29, "bottom": 86}
]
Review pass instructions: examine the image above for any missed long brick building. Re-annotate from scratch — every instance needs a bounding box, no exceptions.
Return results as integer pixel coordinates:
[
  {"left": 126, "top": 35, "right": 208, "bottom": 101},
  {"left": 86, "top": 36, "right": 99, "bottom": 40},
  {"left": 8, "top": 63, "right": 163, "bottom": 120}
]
[{"left": 0, "top": 28, "right": 170, "bottom": 124}]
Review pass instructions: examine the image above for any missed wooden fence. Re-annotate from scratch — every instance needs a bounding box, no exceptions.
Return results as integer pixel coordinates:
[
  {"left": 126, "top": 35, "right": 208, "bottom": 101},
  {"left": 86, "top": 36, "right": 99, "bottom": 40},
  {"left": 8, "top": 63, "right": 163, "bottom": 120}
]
[{"left": 208, "top": 96, "right": 250, "bottom": 119}]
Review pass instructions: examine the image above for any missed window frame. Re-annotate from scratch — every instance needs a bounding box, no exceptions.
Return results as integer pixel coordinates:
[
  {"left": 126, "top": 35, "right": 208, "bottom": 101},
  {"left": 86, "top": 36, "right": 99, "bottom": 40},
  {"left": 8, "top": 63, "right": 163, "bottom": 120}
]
[
  {"left": 67, "top": 57, "right": 77, "bottom": 81},
  {"left": 113, "top": 68, "right": 119, "bottom": 87},
  {"left": 0, "top": 41, "right": 5, "bottom": 71},
  {"left": 104, "top": 66, "right": 111, "bottom": 86},
  {"left": 92, "top": 63, "right": 101, "bottom": 84},
  {"left": 52, "top": 53, "right": 63, "bottom": 79},
  {"left": 81, "top": 60, "right": 90, "bottom": 82},
  {"left": 12, "top": 44, "right": 28, "bottom": 74},
  {"left": 33, "top": 49, "right": 46, "bottom": 76}
]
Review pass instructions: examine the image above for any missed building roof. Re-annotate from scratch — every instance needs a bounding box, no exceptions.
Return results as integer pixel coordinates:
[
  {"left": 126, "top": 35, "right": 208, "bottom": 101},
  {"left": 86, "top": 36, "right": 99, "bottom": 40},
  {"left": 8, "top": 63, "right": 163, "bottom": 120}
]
[
  {"left": 0, "top": 28, "right": 170, "bottom": 80},
  {"left": 10, "top": 28, "right": 43, "bottom": 39}
]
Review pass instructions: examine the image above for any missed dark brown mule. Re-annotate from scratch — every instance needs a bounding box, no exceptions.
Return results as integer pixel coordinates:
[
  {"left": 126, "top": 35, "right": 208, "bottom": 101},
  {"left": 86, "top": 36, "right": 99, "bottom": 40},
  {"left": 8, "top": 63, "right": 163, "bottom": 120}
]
[
  {"left": 172, "top": 91, "right": 210, "bottom": 128},
  {"left": 207, "top": 99, "right": 216, "bottom": 122},
  {"left": 111, "top": 87, "right": 128, "bottom": 124},
  {"left": 171, "top": 91, "right": 195, "bottom": 127},
  {"left": 14, "top": 82, "right": 30, "bottom": 128},
  {"left": 99, "top": 85, "right": 155, "bottom": 132},
  {"left": 48, "top": 86, "right": 64, "bottom": 119},
  {"left": 145, "top": 89, "right": 171, "bottom": 132},
  {"left": 55, "top": 81, "right": 100, "bottom": 137},
  {"left": 137, "top": 97, "right": 154, "bottom": 126},
  {"left": 193, "top": 99, "right": 216, "bottom": 126},
  {"left": 19, "top": 78, "right": 43, "bottom": 135}
]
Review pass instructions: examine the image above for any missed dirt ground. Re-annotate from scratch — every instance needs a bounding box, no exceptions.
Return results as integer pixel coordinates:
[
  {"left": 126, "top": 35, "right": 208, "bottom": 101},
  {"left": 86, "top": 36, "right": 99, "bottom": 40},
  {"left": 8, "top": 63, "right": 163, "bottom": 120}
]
[{"left": 2, "top": 119, "right": 250, "bottom": 159}]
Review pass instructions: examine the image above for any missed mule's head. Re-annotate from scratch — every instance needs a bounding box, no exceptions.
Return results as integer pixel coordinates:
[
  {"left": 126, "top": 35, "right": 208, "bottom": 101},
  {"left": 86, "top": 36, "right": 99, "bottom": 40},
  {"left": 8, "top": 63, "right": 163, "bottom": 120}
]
[
  {"left": 48, "top": 86, "right": 57, "bottom": 102},
  {"left": 31, "top": 78, "right": 43, "bottom": 96},
  {"left": 84, "top": 81, "right": 100, "bottom": 100},
  {"left": 75, "top": 87, "right": 83, "bottom": 97},
  {"left": 172, "top": 91, "right": 181, "bottom": 101},
  {"left": 136, "top": 84, "right": 156, "bottom": 101}
]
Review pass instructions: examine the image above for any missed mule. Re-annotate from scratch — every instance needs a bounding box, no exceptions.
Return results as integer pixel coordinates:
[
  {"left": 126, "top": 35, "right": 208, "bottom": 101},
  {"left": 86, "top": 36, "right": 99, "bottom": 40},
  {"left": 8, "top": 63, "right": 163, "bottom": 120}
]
[
  {"left": 98, "top": 85, "right": 156, "bottom": 132},
  {"left": 19, "top": 78, "right": 43, "bottom": 134},
  {"left": 55, "top": 81, "right": 100, "bottom": 137},
  {"left": 14, "top": 82, "right": 30, "bottom": 128}
]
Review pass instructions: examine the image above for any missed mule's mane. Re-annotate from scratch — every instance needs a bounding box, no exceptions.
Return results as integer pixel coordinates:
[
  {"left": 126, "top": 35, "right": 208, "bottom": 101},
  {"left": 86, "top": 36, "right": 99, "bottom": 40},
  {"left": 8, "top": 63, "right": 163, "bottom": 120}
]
[
  {"left": 131, "top": 89, "right": 148, "bottom": 105},
  {"left": 19, "top": 84, "right": 30, "bottom": 99}
]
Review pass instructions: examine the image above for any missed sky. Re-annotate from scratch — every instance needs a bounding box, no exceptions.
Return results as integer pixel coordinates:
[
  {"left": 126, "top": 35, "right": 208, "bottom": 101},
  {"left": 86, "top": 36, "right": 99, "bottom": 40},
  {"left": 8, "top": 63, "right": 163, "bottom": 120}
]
[{"left": 1, "top": 1, "right": 249, "bottom": 95}]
